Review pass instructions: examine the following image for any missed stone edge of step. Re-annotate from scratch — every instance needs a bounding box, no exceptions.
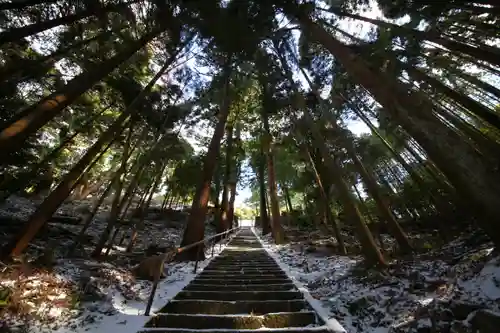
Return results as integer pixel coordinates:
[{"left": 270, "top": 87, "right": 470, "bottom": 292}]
[
  {"left": 137, "top": 325, "right": 331, "bottom": 332},
  {"left": 151, "top": 311, "right": 317, "bottom": 318},
  {"left": 252, "top": 228, "right": 346, "bottom": 333}
]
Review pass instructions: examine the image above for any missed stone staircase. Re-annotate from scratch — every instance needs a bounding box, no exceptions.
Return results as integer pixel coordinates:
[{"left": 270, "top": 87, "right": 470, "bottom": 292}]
[{"left": 139, "top": 228, "right": 343, "bottom": 333}]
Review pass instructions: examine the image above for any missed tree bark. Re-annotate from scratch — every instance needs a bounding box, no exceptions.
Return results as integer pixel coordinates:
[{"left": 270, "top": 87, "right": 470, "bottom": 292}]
[
  {"left": 0, "top": 1, "right": 135, "bottom": 46},
  {"left": 0, "top": 0, "right": 58, "bottom": 11},
  {"left": 1, "top": 30, "right": 114, "bottom": 87},
  {"left": 301, "top": 140, "right": 347, "bottom": 254},
  {"left": 0, "top": 103, "right": 111, "bottom": 203},
  {"left": 69, "top": 181, "right": 113, "bottom": 254},
  {"left": 302, "top": 117, "right": 385, "bottom": 266},
  {"left": 282, "top": 184, "right": 293, "bottom": 212},
  {"left": 293, "top": 13, "right": 500, "bottom": 246},
  {"left": 275, "top": 42, "right": 384, "bottom": 265},
  {"left": 258, "top": 141, "right": 271, "bottom": 235},
  {"left": 178, "top": 63, "right": 232, "bottom": 260},
  {"left": 124, "top": 164, "right": 166, "bottom": 253},
  {"left": 322, "top": 7, "right": 500, "bottom": 67},
  {"left": 265, "top": 138, "right": 285, "bottom": 244},
  {"left": 261, "top": 97, "right": 285, "bottom": 244},
  {"left": 4, "top": 114, "right": 128, "bottom": 258},
  {"left": 91, "top": 123, "right": 134, "bottom": 257},
  {"left": 0, "top": 26, "right": 165, "bottom": 160},
  {"left": 327, "top": 118, "right": 412, "bottom": 253},
  {"left": 219, "top": 124, "right": 234, "bottom": 232}
]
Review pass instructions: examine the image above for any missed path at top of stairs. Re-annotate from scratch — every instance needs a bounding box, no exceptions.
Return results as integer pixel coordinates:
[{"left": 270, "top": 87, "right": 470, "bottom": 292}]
[{"left": 138, "top": 228, "right": 343, "bottom": 333}]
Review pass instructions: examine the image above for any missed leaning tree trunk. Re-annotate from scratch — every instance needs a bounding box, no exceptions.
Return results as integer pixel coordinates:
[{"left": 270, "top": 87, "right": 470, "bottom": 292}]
[
  {"left": 69, "top": 180, "right": 113, "bottom": 254},
  {"left": 178, "top": 63, "right": 232, "bottom": 260},
  {"left": 405, "top": 65, "right": 500, "bottom": 131},
  {"left": 323, "top": 8, "right": 500, "bottom": 67},
  {"left": 124, "top": 162, "right": 167, "bottom": 253},
  {"left": 0, "top": 0, "right": 59, "bottom": 11},
  {"left": 292, "top": 12, "right": 500, "bottom": 246},
  {"left": 299, "top": 118, "right": 386, "bottom": 266},
  {"left": 301, "top": 141, "right": 347, "bottom": 254},
  {"left": 326, "top": 117, "right": 412, "bottom": 253},
  {"left": 3, "top": 112, "right": 129, "bottom": 258},
  {"left": 275, "top": 43, "right": 384, "bottom": 265},
  {"left": 0, "top": 25, "right": 167, "bottom": 160},
  {"left": 95, "top": 129, "right": 169, "bottom": 256},
  {"left": 0, "top": 103, "right": 111, "bottom": 203},
  {"left": 91, "top": 123, "right": 134, "bottom": 257},
  {"left": 297, "top": 58, "right": 412, "bottom": 253},
  {"left": 0, "top": 1, "right": 135, "bottom": 46},
  {"left": 1, "top": 30, "right": 114, "bottom": 87},
  {"left": 6, "top": 46, "right": 177, "bottom": 258}
]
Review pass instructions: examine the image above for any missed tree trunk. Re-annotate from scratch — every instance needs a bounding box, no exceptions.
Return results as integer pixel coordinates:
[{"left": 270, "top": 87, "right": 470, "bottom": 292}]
[
  {"left": 161, "top": 192, "right": 170, "bottom": 211},
  {"left": 219, "top": 124, "right": 234, "bottom": 232},
  {"left": 0, "top": 1, "right": 134, "bottom": 46},
  {"left": 258, "top": 141, "right": 271, "bottom": 235},
  {"left": 294, "top": 13, "right": 500, "bottom": 246},
  {"left": 178, "top": 63, "right": 232, "bottom": 260},
  {"left": 125, "top": 162, "right": 167, "bottom": 253},
  {"left": 3, "top": 113, "right": 129, "bottom": 258},
  {"left": 301, "top": 118, "right": 386, "bottom": 266},
  {"left": 0, "top": 103, "right": 111, "bottom": 203},
  {"left": 226, "top": 125, "right": 241, "bottom": 229},
  {"left": 274, "top": 42, "right": 384, "bottom": 265},
  {"left": 282, "top": 184, "right": 293, "bottom": 212},
  {"left": 323, "top": 8, "right": 500, "bottom": 67},
  {"left": 328, "top": 119, "right": 412, "bottom": 253},
  {"left": 265, "top": 139, "right": 285, "bottom": 244},
  {"left": 69, "top": 180, "right": 113, "bottom": 254},
  {"left": 1, "top": 30, "right": 114, "bottom": 87},
  {"left": 91, "top": 123, "right": 134, "bottom": 257},
  {"left": 301, "top": 141, "right": 347, "bottom": 254},
  {"left": 406, "top": 65, "right": 500, "bottom": 131},
  {"left": 261, "top": 94, "right": 285, "bottom": 244},
  {"left": 0, "top": 0, "right": 58, "bottom": 11},
  {"left": 0, "top": 26, "right": 166, "bottom": 160}
]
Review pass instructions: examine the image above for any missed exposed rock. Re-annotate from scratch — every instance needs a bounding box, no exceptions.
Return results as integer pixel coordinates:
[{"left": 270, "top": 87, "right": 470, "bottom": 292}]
[
  {"left": 449, "top": 302, "right": 484, "bottom": 320},
  {"left": 132, "top": 254, "right": 172, "bottom": 281},
  {"left": 470, "top": 310, "right": 500, "bottom": 333}
]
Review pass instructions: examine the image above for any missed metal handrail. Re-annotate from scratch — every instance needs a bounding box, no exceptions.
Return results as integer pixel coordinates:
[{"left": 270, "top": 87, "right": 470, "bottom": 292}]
[{"left": 144, "top": 226, "right": 240, "bottom": 315}]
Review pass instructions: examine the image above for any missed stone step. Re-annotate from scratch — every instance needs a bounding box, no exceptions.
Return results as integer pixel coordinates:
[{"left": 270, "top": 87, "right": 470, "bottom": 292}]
[
  {"left": 184, "top": 283, "right": 297, "bottom": 292},
  {"left": 193, "top": 278, "right": 291, "bottom": 285},
  {"left": 204, "top": 264, "right": 279, "bottom": 269},
  {"left": 145, "top": 312, "right": 319, "bottom": 329},
  {"left": 159, "top": 299, "right": 307, "bottom": 315},
  {"left": 175, "top": 290, "right": 302, "bottom": 301},
  {"left": 138, "top": 328, "right": 330, "bottom": 333},
  {"left": 210, "top": 259, "right": 278, "bottom": 266},
  {"left": 197, "top": 273, "right": 287, "bottom": 279},
  {"left": 200, "top": 269, "right": 285, "bottom": 275}
]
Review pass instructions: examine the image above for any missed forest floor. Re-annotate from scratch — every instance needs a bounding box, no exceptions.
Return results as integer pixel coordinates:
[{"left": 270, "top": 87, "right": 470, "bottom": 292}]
[
  {"left": 2, "top": 195, "right": 500, "bottom": 333},
  {"left": 259, "top": 226, "right": 500, "bottom": 333},
  {"left": 0, "top": 195, "right": 220, "bottom": 333}
]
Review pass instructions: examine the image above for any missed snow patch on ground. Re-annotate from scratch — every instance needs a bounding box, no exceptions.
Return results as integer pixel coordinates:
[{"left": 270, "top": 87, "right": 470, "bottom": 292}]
[
  {"left": 0, "top": 195, "right": 224, "bottom": 333},
  {"left": 257, "top": 227, "right": 500, "bottom": 333}
]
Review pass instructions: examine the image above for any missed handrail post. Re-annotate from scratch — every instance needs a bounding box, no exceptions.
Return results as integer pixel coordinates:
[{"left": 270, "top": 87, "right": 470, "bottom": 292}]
[
  {"left": 193, "top": 244, "right": 201, "bottom": 273},
  {"left": 144, "top": 226, "right": 241, "bottom": 315},
  {"left": 144, "top": 278, "right": 159, "bottom": 316}
]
